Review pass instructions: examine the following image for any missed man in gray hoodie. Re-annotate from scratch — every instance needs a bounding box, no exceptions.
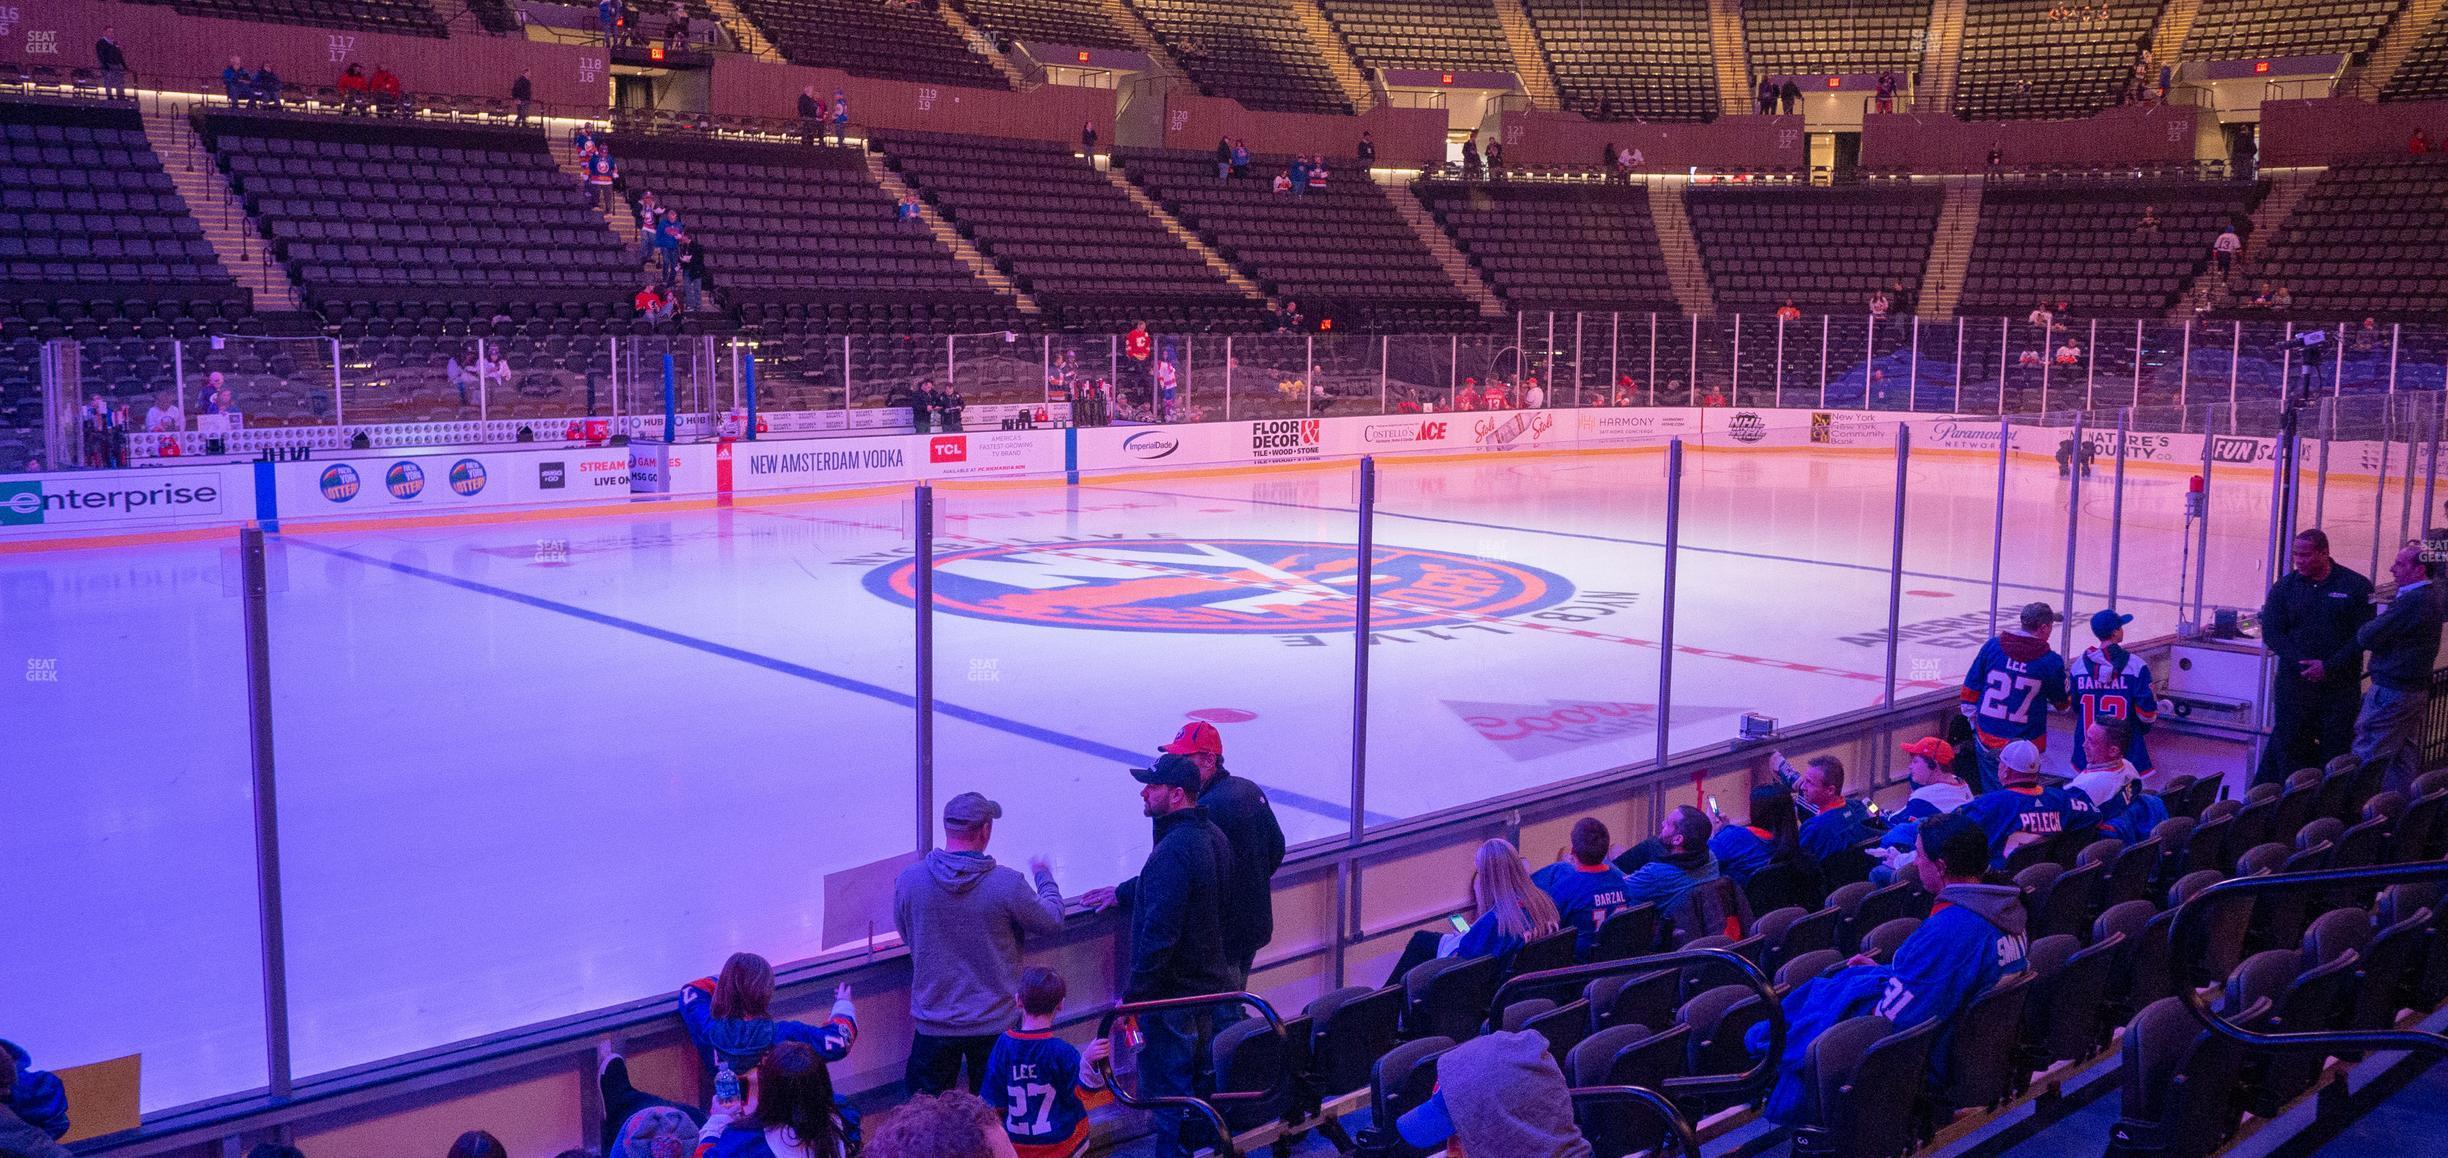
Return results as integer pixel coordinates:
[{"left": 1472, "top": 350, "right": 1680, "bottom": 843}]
[{"left": 892, "top": 791, "right": 1065, "bottom": 1096}]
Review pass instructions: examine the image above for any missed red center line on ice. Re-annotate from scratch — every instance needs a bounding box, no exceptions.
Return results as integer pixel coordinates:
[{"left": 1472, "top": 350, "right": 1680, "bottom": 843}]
[{"left": 936, "top": 534, "right": 1953, "bottom": 691}]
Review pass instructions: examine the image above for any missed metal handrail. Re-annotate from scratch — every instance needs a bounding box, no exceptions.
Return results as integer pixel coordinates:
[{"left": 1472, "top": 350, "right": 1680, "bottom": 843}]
[
  {"left": 1569, "top": 1085, "right": 1702, "bottom": 1158},
  {"left": 1490, "top": 946, "right": 1786, "bottom": 1098},
  {"left": 1088, "top": 991, "right": 1288, "bottom": 1158},
  {"left": 2171, "top": 861, "right": 2448, "bottom": 1056}
]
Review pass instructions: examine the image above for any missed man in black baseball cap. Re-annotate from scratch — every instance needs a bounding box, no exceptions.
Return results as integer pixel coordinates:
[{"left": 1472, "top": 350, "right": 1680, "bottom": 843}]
[{"left": 1096, "top": 754, "right": 1234, "bottom": 1154}]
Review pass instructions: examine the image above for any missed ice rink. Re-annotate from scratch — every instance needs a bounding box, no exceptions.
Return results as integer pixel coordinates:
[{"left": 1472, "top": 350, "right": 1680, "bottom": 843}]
[{"left": 4, "top": 426, "right": 2403, "bottom": 1113}]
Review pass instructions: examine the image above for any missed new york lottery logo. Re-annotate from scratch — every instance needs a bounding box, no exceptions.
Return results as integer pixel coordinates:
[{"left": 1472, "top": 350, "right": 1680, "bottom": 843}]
[
  {"left": 319, "top": 464, "right": 361, "bottom": 502},
  {"left": 386, "top": 461, "right": 426, "bottom": 500},
  {"left": 864, "top": 537, "right": 1575, "bottom": 634}
]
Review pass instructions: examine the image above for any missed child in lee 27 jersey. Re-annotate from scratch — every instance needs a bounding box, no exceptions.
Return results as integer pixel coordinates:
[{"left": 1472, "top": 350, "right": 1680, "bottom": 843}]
[{"left": 985, "top": 967, "right": 1109, "bottom": 1158}]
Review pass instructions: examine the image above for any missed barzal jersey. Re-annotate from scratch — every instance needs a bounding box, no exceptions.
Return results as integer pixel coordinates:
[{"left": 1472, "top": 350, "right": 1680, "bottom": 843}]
[
  {"left": 2069, "top": 646, "right": 2159, "bottom": 771},
  {"left": 1530, "top": 861, "right": 1632, "bottom": 956}
]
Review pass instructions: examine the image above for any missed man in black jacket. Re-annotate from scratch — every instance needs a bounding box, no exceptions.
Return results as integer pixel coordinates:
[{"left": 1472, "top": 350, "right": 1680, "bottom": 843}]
[
  {"left": 1095, "top": 756, "right": 1234, "bottom": 1155},
  {"left": 2351, "top": 537, "right": 2448, "bottom": 794},
  {"left": 1161, "top": 722, "right": 1283, "bottom": 986},
  {"left": 797, "top": 84, "right": 821, "bottom": 147},
  {"left": 2259, "top": 528, "right": 2375, "bottom": 784},
  {"left": 94, "top": 27, "right": 128, "bottom": 101}
]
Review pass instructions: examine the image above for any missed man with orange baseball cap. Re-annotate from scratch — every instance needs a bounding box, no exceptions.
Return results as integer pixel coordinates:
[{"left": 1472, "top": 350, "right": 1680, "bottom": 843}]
[{"left": 1087, "top": 720, "right": 1284, "bottom": 987}]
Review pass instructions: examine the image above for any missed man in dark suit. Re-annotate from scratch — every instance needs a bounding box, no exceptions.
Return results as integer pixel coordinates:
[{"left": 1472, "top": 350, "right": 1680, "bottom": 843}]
[{"left": 2260, "top": 529, "right": 2376, "bottom": 783}]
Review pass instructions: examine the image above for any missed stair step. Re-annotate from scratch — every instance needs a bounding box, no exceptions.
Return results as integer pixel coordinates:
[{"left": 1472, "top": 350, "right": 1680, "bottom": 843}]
[
  {"left": 1490, "top": 0, "right": 1563, "bottom": 109},
  {"left": 865, "top": 154, "right": 1039, "bottom": 313},
  {"left": 1378, "top": 174, "right": 1507, "bottom": 318},
  {"left": 137, "top": 103, "right": 300, "bottom": 313}
]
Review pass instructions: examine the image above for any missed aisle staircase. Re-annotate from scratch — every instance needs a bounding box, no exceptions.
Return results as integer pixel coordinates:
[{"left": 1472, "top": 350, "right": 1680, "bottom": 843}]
[
  {"left": 1916, "top": 177, "right": 1983, "bottom": 318},
  {"left": 2172, "top": 168, "right": 2319, "bottom": 316},
  {"left": 1100, "top": 167, "right": 1273, "bottom": 304},
  {"left": 1094, "top": 0, "right": 1190, "bottom": 85},
  {"left": 2148, "top": 0, "right": 2199, "bottom": 69},
  {"left": 864, "top": 153, "right": 1040, "bottom": 315},
  {"left": 1708, "top": 0, "right": 1755, "bottom": 111},
  {"left": 1380, "top": 174, "right": 1508, "bottom": 319},
  {"left": 552, "top": 138, "right": 643, "bottom": 252},
  {"left": 1646, "top": 180, "right": 1717, "bottom": 315},
  {"left": 1490, "top": 0, "right": 1562, "bottom": 109},
  {"left": 935, "top": 1, "right": 1039, "bottom": 91},
  {"left": 2350, "top": 0, "right": 2448, "bottom": 97},
  {"left": 138, "top": 103, "right": 300, "bottom": 313},
  {"left": 1285, "top": 0, "right": 1378, "bottom": 113},
  {"left": 1920, "top": 0, "right": 1966, "bottom": 112},
  {"left": 701, "top": 0, "right": 782, "bottom": 62}
]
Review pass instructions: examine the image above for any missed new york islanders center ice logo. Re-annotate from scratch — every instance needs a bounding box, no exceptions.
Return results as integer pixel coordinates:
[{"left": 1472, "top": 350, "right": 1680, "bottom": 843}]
[{"left": 866, "top": 537, "right": 1575, "bottom": 634}]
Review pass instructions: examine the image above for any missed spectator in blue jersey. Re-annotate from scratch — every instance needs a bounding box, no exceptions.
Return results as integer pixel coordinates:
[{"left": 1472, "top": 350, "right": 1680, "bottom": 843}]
[
  {"left": 679, "top": 952, "right": 857, "bottom": 1085},
  {"left": 2351, "top": 537, "right": 2448, "bottom": 794},
  {"left": 1618, "top": 805, "right": 1721, "bottom": 913},
  {"left": 0, "top": 1043, "right": 68, "bottom": 1158},
  {"left": 1533, "top": 817, "right": 1633, "bottom": 957},
  {"left": 2070, "top": 608, "right": 2158, "bottom": 773},
  {"left": 1793, "top": 755, "right": 1883, "bottom": 859},
  {"left": 1960, "top": 740, "right": 2097, "bottom": 866},
  {"left": 1750, "top": 813, "right": 2029, "bottom": 1123},
  {"left": 981, "top": 967, "right": 1109, "bottom": 1158},
  {"left": 1383, "top": 838, "right": 1564, "bottom": 984},
  {"left": 693, "top": 1041, "right": 853, "bottom": 1158},
  {"left": 1395, "top": 1029, "right": 1593, "bottom": 1158},
  {"left": 893, "top": 791, "right": 1065, "bottom": 1097},
  {"left": 1709, "top": 783, "right": 1802, "bottom": 887},
  {"left": 1959, "top": 602, "right": 2072, "bottom": 793}
]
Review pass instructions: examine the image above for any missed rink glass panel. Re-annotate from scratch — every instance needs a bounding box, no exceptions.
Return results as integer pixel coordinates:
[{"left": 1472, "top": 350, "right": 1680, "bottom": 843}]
[
  {"left": 0, "top": 534, "right": 268, "bottom": 1113},
  {"left": 1363, "top": 435, "right": 1671, "bottom": 823},
  {"left": 929, "top": 465, "right": 1361, "bottom": 884},
  {"left": 261, "top": 489, "right": 919, "bottom": 1080},
  {"left": 1669, "top": 414, "right": 1910, "bottom": 743}
]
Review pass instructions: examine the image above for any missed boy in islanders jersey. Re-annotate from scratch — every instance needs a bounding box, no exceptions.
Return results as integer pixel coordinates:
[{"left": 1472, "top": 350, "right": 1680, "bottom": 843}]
[
  {"left": 2069, "top": 609, "right": 2159, "bottom": 773},
  {"left": 1959, "top": 602, "right": 2072, "bottom": 793},
  {"left": 984, "top": 967, "right": 1109, "bottom": 1158},
  {"left": 1532, "top": 817, "right": 1633, "bottom": 958}
]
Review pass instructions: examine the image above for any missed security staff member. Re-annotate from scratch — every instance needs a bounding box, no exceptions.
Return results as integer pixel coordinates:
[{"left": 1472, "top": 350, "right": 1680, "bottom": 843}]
[{"left": 2258, "top": 529, "right": 2375, "bottom": 785}]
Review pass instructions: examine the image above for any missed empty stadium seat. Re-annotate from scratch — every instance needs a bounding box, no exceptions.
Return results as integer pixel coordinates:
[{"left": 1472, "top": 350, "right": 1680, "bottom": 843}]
[
  {"left": 874, "top": 130, "right": 1266, "bottom": 331},
  {"left": 1959, "top": 180, "right": 2258, "bottom": 317},
  {"left": 199, "top": 111, "right": 627, "bottom": 322},
  {"left": 0, "top": 98, "right": 249, "bottom": 333},
  {"left": 1128, "top": 0, "right": 1357, "bottom": 114},
  {"left": 1522, "top": 0, "right": 1718, "bottom": 122},
  {"left": 1321, "top": 0, "right": 1513, "bottom": 72},
  {"left": 728, "top": 0, "right": 1012, "bottom": 86},
  {"left": 1414, "top": 180, "right": 1679, "bottom": 313},
  {"left": 1955, "top": 0, "right": 2158, "bottom": 121},
  {"left": 1116, "top": 148, "right": 1477, "bottom": 330}
]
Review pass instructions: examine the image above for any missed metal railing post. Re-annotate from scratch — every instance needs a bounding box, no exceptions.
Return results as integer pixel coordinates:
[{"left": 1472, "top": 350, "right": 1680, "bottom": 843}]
[
  {"left": 1884, "top": 426, "right": 1911, "bottom": 708},
  {"left": 1351, "top": 457, "right": 1375, "bottom": 845},
  {"left": 240, "top": 527, "right": 294, "bottom": 1099},
  {"left": 1656, "top": 440, "right": 1684, "bottom": 769},
  {"left": 1990, "top": 418, "right": 2009, "bottom": 632},
  {"left": 2061, "top": 412, "right": 2086, "bottom": 654},
  {"left": 2108, "top": 408, "right": 2129, "bottom": 608},
  {"left": 914, "top": 484, "right": 936, "bottom": 854}
]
